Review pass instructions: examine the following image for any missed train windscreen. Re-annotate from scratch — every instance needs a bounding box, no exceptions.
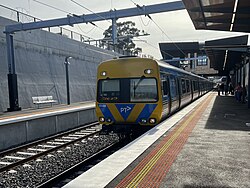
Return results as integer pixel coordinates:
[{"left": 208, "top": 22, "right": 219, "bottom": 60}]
[{"left": 97, "top": 78, "right": 158, "bottom": 103}]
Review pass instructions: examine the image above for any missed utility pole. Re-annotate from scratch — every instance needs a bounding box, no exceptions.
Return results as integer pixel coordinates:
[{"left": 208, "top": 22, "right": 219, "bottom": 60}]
[{"left": 6, "top": 33, "right": 21, "bottom": 111}]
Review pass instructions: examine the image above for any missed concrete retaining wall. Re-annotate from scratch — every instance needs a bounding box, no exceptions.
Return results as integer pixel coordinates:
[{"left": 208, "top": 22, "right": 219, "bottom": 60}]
[{"left": 0, "top": 16, "right": 119, "bottom": 112}]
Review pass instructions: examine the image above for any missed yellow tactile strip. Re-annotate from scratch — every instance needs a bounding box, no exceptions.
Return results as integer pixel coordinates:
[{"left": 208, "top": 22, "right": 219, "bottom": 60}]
[{"left": 116, "top": 94, "right": 213, "bottom": 188}]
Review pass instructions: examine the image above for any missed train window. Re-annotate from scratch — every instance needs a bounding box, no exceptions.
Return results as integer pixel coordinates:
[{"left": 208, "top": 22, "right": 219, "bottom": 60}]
[
  {"left": 181, "top": 79, "right": 186, "bottom": 94},
  {"left": 169, "top": 77, "right": 177, "bottom": 98},
  {"left": 130, "top": 78, "right": 158, "bottom": 102},
  {"left": 186, "top": 80, "right": 190, "bottom": 93},
  {"left": 98, "top": 78, "right": 158, "bottom": 103},
  {"left": 193, "top": 81, "right": 197, "bottom": 91},
  {"left": 98, "top": 79, "right": 120, "bottom": 102},
  {"left": 162, "top": 80, "right": 168, "bottom": 96}
]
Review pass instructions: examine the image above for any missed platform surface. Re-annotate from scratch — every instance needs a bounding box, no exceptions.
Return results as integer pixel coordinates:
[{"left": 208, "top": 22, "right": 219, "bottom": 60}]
[
  {"left": 0, "top": 101, "right": 95, "bottom": 125},
  {"left": 64, "top": 92, "right": 250, "bottom": 188}
]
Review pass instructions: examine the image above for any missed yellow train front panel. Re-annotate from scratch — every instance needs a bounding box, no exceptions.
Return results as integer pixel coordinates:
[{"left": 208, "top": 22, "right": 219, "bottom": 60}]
[
  {"left": 96, "top": 57, "right": 164, "bottom": 126},
  {"left": 96, "top": 102, "right": 162, "bottom": 125}
]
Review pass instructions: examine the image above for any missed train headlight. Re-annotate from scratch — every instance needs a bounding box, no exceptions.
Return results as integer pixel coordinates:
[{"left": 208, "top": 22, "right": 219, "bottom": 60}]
[
  {"left": 106, "top": 118, "right": 112, "bottom": 123},
  {"left": 99, "top": 117, "right": 105, "bottom": 122},
  {"left": 141, "top": 118, "right": 147, "bottom": 124},
  {"left": 144, "top": 69, "right": 152, "bottom": 75},
  {"left": 101, "top": 71, "right": 107, "bottom": 76},
  {"left": 149, "top": 118, "right": 156, "bottom": 124}
]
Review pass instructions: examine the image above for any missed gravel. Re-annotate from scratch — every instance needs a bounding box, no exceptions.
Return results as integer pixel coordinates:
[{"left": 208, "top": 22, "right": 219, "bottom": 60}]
[{"left": 0, "top": 134, "right": 119, "bottom": 188}]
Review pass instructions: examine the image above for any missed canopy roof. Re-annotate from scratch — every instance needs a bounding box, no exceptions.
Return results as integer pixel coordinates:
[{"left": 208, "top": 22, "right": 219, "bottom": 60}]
[
  {"left": 182, "top": 0, "right": 250, "bottom": 32},
  {"left": 182, "top": 0, "right": 249, "bottom": 73}
]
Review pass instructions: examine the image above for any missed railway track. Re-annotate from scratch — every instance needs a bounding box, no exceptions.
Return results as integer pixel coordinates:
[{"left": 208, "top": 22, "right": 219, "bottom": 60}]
[
  {"left": 0, "top": 122, "right": 101, "bottom": 173},
  {"left": 38, "top": 140, "right": 122, "bottom": 188},
  {"left": 0, "top": 122, "right": 120, "bottom": 187}
]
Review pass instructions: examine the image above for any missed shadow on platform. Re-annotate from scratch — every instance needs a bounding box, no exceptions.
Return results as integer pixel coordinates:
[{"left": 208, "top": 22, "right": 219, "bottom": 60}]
[
  {"left": 183, "top": 185, "right": 230, "bottom": 188},
  {"left": 205, "top": 95, "right": 250, "bottom": 131}
]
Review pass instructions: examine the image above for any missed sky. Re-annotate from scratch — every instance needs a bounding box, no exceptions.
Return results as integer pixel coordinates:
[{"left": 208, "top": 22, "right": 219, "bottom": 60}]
[{"left": 0, "top": 0, "right": 248, "bottom": 59}]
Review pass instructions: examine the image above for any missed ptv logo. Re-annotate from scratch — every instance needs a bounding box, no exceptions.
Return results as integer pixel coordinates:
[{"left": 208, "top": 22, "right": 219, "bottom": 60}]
[
  {"left": 120, "top": 106, "right": 131, "bottom": 113},
  {"left": 115, "top": 104, "right": 135, "bottom": 120}
]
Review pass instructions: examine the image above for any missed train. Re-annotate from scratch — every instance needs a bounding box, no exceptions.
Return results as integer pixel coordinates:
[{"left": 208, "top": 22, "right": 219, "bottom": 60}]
[{"left": 96, "top": 56, "right": 213, "bottom": 133}]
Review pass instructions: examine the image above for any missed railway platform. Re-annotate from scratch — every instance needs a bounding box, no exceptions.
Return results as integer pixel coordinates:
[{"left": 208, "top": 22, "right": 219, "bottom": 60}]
[
  {"left": 64, "top": 92, "right": 250, "bottom": 188},
  {"left": 0, "top": 102, "right": 95, "bottom": 151}
]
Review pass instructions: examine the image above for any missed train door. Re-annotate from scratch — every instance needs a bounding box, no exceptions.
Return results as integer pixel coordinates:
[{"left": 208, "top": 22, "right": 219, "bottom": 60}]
[
  {"left": 169, "top": 75, "right": 179, "bottom": 113},
  {"left": 198, "top": 81, "right": 201, "bottom": 96},
  {"left": 161, "top": 74, "right": 170, "bottom": 118},
  {"left": 186, "top": 79, "right": 192, "bottom": 102},
  {"left": 190, "top": 79, "right": 194, "bottom": 100},
  {"left": 192, "top": 80, "right": 199, "bottom": 99},
  {"left": 176, "top": 77, "right": 181, "bottom": 108}
]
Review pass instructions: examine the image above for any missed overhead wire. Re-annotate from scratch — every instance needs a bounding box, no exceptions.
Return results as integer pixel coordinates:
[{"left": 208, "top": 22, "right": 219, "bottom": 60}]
[
  {"left": 148, "top": 17, "right": 187, "bottom": 57},
  {"left": 129, "top": 0, "right": 151, "bottom": 27},
  {"left": 32, "top": 0, "right": 104, "bottom": 40},
  {"left": 134, "top": 36, "right": 174, "bottom": 58},
  {"left": 69, "top": 0, "right": 112, "bottom": 24},
  {"left": 111, "top": 0, "right": 113, "bottom": 10},
  {"left": 33, "top": 0, "right": 176, "bottom": 58},
  {"left": 69, "top": 0, "right": 113, "bottom": 36},
  {"left": 32, "top": 0, "right": 69, "bottom": 14},
  {"left": 128, "top": 0, "right": 187, "bottom": 58}
]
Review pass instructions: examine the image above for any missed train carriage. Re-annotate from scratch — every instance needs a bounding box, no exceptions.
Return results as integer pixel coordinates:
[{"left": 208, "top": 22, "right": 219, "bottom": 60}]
[{"left": 96, "top": 57, "right": 212, "bottom": 133}]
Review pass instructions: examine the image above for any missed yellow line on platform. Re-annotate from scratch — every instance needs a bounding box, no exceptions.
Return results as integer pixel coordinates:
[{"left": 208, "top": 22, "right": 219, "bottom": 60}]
[{"left": 127, "top": 95, "right": 211, "bottom": 188}]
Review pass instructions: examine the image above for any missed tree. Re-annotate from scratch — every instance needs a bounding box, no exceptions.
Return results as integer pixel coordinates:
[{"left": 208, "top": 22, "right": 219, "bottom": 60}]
[{"left": 101, "top": 21, "right": 144, "bottom": 54}]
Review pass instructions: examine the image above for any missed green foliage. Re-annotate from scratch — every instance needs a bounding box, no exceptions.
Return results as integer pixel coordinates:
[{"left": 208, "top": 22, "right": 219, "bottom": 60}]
[{"left": 101, "top": 21, "right": 143, "bottom": 54}]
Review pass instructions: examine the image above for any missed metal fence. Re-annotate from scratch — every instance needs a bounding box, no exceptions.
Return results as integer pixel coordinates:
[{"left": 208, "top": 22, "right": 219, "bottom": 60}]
[{"left": 0, "top": 4, "right": 131, "bottom": 55}]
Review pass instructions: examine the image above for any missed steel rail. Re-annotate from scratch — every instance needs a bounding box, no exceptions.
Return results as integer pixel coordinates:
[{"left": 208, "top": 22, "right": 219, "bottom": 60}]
[
  {"left": 37, "top": 141, "right": 121, "bottom": 188},
  {"left": 0, "top": 121, "right": 98, "bottom": 157},
  {"left": 0, "top": 122, "right": 100, "bottom": 173}
]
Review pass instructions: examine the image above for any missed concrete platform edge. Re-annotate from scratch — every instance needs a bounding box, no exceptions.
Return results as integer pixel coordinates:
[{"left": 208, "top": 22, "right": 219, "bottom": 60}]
[{"left": 63, "top": 93, "right": 211, "bottom": 188}]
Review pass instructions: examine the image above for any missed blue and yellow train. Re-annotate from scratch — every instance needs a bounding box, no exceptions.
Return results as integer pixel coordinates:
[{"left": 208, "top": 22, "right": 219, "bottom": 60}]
[{"left": 96, "top": 57, "right": 213, "bottom": 133}]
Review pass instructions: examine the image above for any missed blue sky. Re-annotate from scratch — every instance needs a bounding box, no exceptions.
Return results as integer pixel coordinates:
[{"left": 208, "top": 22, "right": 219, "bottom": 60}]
[{"left": 0, "top": 0, "right": 247, "bottom": 59}]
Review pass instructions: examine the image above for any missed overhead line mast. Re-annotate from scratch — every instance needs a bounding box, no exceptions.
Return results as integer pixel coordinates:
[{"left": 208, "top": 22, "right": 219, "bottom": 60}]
[{"left": 4, "top": 1, "right": 185, "bottom": 111}]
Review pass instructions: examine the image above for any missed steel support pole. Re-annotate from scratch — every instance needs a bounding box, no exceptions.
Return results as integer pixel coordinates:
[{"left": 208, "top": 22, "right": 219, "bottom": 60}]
[
  {"left": 112, "top": 18, "right": 117, "bottom": 45},
  {"left": 6, "top": 33, "right": 21, "bottom": 111},
  {"left": 248, "top": 60, "right": 250, "bottom": 108},
  {"left": 65, "top": 57, "right": 71, "bottom": 105}
]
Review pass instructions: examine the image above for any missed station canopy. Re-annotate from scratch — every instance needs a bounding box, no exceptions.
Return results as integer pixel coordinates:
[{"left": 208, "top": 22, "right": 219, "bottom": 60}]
[
  {"left": 182, "top": 0, "right": 250, "bottom": 74},
  {"left": 182, "top": 0, "right": 250, "bottom": 32}
]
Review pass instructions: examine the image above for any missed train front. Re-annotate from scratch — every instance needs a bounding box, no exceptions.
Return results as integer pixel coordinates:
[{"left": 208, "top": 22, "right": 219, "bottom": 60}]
[{"left": 96, "top": 57, "right": 163, "bottom": 132}]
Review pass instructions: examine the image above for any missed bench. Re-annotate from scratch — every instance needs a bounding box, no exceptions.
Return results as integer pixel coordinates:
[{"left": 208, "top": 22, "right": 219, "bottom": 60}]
[{"left": 32, "top": 96, "right": 57, "bottom": 108}]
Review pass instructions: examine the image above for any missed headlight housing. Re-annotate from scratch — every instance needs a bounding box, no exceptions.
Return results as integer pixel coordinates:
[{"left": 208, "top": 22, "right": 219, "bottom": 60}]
[
  {"left": 99, "top": 117, "right": 105, "bottom": 122},
  {"left": 141, "top": 118, "right": 147, "bottom": 124},
  {"left": 144, "top": 69, "right": 152, "bottom": 74},
  {"left": 106, "top": 118, "right": 112, "bottom": 123},
  {"left": 149, "top": 118, "right": 156, "bottom": 124},
  {"left": 100, "top": 71, "right": 107, "bottom": 76}
]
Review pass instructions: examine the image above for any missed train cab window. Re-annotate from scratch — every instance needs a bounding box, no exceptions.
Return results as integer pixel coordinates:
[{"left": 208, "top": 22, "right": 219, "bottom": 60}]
[
  {"left": 98, "top": 78, "right": 158, "bottom": 103},
  {"left": 130, "top": 78, "right": 158, "bottom": 102},
  {"left": 98, "top": 79, "right": 120, "bottom": 102}
]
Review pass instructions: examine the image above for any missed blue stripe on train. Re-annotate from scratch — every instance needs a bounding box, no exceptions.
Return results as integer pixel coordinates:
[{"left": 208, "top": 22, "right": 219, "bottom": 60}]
[
  {"left": 98, "top": 104, "right": 114, "bottom": 121},
  {"left": 136, "top": 104, "right": 157, "bottom": 123}
]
